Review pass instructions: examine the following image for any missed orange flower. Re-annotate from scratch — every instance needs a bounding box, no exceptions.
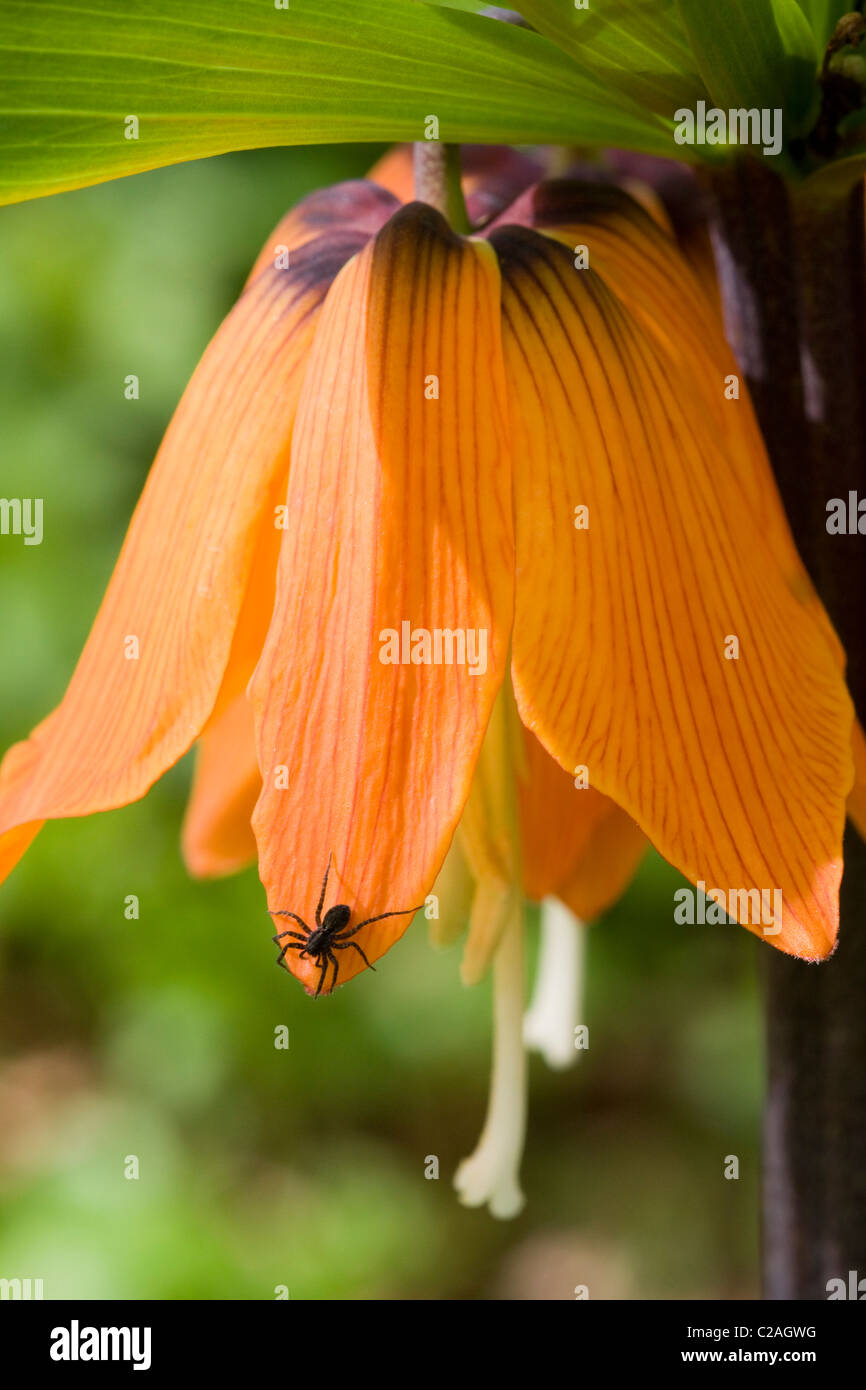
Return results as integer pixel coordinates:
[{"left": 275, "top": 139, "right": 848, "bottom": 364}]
[{"left": 0, "top": 166, "right": 862, "bottom": 1014}]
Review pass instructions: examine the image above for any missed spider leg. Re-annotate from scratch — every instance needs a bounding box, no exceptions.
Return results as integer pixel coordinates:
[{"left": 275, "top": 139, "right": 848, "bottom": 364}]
[
  {"left": 315, "top": 852, "right": 333, "bottom": 928},
  {"left": 275, "top": 939, "right": 307, "bottom": 967},
  {"left": 327, "top": 949, "right": 341, "bottom": 994},
  {"left": 333, "top": 940, "right": 377, "bottom": 972},
  {"left": 333, "top": 906, "right": 425, "bottom": 941},
  {"left": 269, "top": 910, "right": 310, "bottom": 933},
  {"left": 270, "top": 915, "right": 310, "bottom": 967},
  {"left": 314, "top": 954, "right": 329, "bottom": 998}
]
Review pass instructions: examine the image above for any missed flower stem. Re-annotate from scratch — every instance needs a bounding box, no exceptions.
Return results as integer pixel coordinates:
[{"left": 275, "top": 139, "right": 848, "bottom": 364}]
[
  {"left": 708, "top": 157, "right": 866, "bottom": 1299},
  {"left": 413, "top": 142, "right": 471, "bottom": 233}
]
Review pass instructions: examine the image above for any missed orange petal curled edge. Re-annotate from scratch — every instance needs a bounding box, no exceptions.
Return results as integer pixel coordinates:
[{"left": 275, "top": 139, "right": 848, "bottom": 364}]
[
  {"left": 505, "top": 181, "right": 866, "bottom": 845},
  {"left": 495, "top": 225, "right": 854, "bottom": 959},
  {"left": 0, "top": 233, "right": 362, "bottom": 885},
  {"left": 251, "top": 204, "right": 515, "bottom": 993}
]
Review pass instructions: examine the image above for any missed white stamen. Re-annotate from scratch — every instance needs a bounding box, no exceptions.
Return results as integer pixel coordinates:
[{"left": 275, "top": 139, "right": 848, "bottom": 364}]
[
  {"left": 523, "top": 897, "right": 585, "bottom": 1071},
  {"left": 454, "top": 906, "right": 526, "bottom": 1219}
]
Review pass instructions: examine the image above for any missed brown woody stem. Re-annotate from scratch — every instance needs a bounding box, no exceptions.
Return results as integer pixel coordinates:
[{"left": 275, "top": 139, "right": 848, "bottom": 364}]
[{"left": 708, "top": 158, "right": 866, "bottom": 1299}]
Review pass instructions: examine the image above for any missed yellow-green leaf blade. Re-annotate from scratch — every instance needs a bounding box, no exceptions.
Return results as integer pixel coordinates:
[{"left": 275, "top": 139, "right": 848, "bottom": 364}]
[
  {"left": 515, "top": 0, "right": 707, "bottom": 115},
  {"left": 795, "top": 1, "right": 851, "bottom": 48},
  {"left": 0, "top": 0, "right": 675, "bottom": 206},
  {"left": 677, "top": 0, "right": 820, "bottom": 137}
]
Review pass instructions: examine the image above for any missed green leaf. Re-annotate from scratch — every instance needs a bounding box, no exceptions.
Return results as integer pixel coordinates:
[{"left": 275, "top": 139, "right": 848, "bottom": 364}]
[
  {"left": 421, "top": 0, "right": 489, "bottom": 11},
  {"left": 794, "top": 1, "right": 851, "bottom": 49},
  {"left": 803, "top": 148, "right": 866, "bottom": 202},
  {"left": 676, "top": 0, "right": 820, "bottom": 135},
  {"left": 0, "top": 0, "right": 675, "bottom": 207},
  {"left": 513, "top": 0, "right": 708, "bottom": 115}
]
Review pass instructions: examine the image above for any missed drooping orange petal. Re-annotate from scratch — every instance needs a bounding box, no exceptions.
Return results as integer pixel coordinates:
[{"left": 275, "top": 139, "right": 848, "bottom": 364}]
[
  {"left": 182, "top": 696, "right": 260, "bottom": 879},
  {"left": 180, "top": 466, "right": 287, "bottom": 879},
  {"left": 498, "top": 182, "right": 866, "bottom": 856},
  {"left": 185, "top": 203, "right": 398, "bottom": 878},
  {"left": 519, "top": 725, "right": 646, "bottom": 920},
  {"left": 494, "top": 224, "right": 853, "bottom": 959},
  {"left": 556, "top": 805, "right": 648, "bottom": 926},
  {"left": 0, "top": 232, "right": 365, "bottom": 885},
  {"left": 251, "top": 204, "right": 514, "bottom": 993},
  {"left": 492, "top": 181, "right": 844, "bottom": 669},
  {"left": 365, "top": 147, "right": 416, "bottom": 205},
  {"left": 601, "top": 156, "right": 722, "bottom": 309},
  {"left": 245, "top": 181, "right": 399, "bottom": 285},
  {"left": 522, "top": 184, "right": 866, "bottom": 848}
]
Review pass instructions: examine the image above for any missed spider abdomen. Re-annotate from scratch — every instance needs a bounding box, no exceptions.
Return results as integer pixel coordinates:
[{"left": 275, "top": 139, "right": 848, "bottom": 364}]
[{"left": 321, "top": 904, "right": 351, "bottom": 934}]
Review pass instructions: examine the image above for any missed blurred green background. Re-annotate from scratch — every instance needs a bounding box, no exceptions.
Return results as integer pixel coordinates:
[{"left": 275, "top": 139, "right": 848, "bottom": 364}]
[{"left": 0, "top": 145, "right": 762, "bottom": 1300}]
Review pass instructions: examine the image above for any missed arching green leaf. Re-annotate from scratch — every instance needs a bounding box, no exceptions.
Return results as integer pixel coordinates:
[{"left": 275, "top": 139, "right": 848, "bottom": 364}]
[
  {"left": 0, "top": 0, "right": 675, "bottom": 207},
  {"left": 794, "top": 1, "right": 851, "bottom": 49},
  {"left": 677, "top": 0, "right": 820, "bottom": 136},
  {"left": 514, "top": 0, "right": 707, "bottom": 115}
]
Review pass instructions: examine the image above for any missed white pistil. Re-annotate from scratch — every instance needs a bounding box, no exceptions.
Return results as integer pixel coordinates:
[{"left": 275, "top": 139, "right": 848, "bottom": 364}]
[
  {"left": 523, "top": 897, "right": 585, "bottom": 1071},
  {"left": 454, "top": 905, "right": 527, "bottom": 1219}
]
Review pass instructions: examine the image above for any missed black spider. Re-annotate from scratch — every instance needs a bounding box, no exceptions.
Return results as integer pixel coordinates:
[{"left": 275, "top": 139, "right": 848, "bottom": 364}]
[{"left": 269, "top": 854, "right": 423, "bottom": 997}]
